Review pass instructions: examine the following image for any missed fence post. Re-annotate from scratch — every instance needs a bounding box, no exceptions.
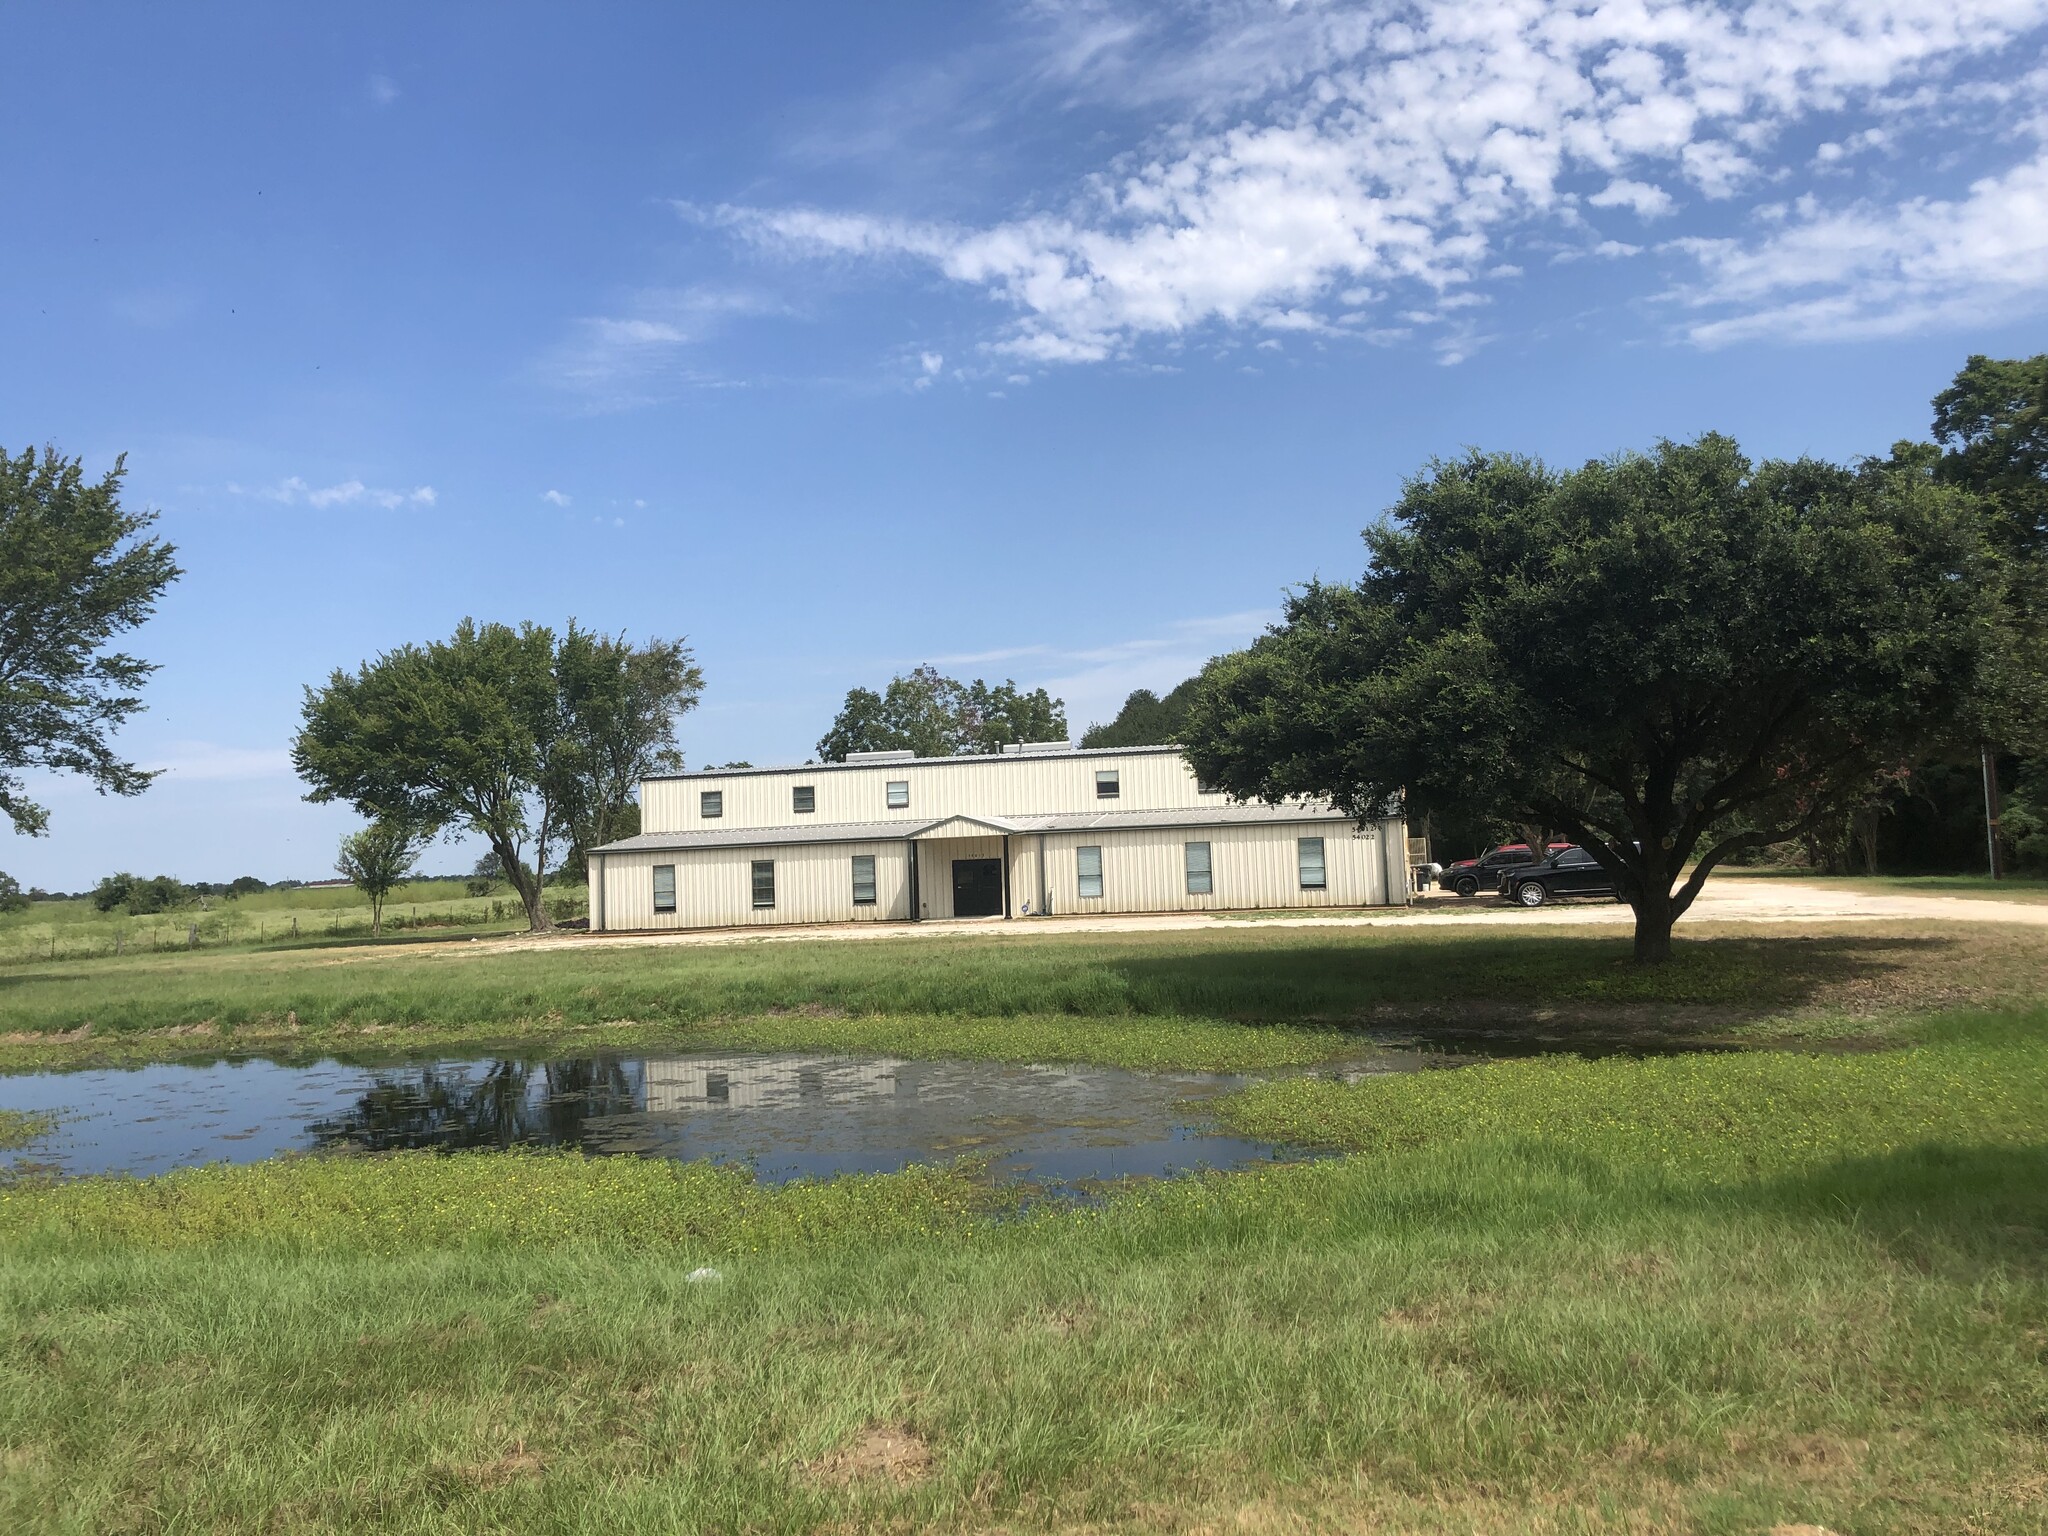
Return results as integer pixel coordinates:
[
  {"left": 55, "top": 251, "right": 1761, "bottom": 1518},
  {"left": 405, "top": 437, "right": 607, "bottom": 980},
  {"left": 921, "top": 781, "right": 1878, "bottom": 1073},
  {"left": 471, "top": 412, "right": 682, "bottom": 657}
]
[
  {"left": 291, "top": 916, "right": 299, "bottom": 938},
  {"left": 188, "top": 924, "right": 197, "bottom": 949},
  {"left": 115, "top": 932, "right": 123, "bottom": 957}
]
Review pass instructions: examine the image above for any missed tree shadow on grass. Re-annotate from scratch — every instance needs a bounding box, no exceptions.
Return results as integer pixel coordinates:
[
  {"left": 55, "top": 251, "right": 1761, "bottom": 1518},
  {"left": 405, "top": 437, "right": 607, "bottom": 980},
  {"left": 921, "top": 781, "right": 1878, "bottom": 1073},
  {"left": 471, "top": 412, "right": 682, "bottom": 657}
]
[
  {"left": 1720, "top": 1141, "right": 2048, "bottom": 1279},
  {"left": 1105, "top": 930, "right": 1962, "bottom": 1048}
]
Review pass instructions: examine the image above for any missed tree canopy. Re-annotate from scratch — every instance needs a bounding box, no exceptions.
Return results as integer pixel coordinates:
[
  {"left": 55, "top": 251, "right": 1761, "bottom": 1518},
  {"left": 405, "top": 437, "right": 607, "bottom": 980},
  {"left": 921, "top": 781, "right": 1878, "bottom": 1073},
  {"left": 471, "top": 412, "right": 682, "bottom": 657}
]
[
  {"left": 1182, "top": 435, "right": 1997, "bottom": 962},
  {"left": 294, "top": 619, "right": 700, "bottom": 932},
  {"left": 0, "top": 445, "right": 181, "bottom": 836},
  {"left": 1933, "top": 352, "right": 2048, "bottom": 554},
  {"left": 554, "top": 627, "right": 703, "bottom": 875},
  {"left": 817, "top": 666, "right": 1066, "bottom": 761},
  {"left": 1080, "top": 677, "right": 1201, "bottom": 748}
]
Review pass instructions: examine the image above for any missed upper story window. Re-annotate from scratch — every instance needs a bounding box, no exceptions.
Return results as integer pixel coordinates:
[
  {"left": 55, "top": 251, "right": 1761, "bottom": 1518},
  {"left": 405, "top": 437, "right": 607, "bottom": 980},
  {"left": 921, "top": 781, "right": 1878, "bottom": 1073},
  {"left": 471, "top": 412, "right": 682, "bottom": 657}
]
[
  {"left": 1297, "top": 837, "right": 1327, "bottom": 890},
  {"left": 1184, "top": 841, "right": 1213, "bottom": 895},
  {"left": 1094, "top": 769, "right": 1120, "bottom": 799},
  {"left": 700, "top": 790, "right": 723, "bottom": 818},
  {"left": 793, "top": 785, "right": 815, "bottom": 814},
  {"left": 652, "top": 864, "right": 676, "bottom": 914},
  {"left": 1076, "top": 845, "right": 1103, "bottom": 899},
  {"left": 886, "top": 780, "right": 910, "bottom": 810}
]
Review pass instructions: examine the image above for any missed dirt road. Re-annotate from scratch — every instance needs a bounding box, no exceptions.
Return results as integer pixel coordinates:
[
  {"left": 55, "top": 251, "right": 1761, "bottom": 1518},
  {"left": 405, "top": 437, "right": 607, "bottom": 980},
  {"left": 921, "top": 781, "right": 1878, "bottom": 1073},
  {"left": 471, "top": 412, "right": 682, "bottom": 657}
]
[{"left": 492, "top": 876, "right": 2048, "bottom": 956}]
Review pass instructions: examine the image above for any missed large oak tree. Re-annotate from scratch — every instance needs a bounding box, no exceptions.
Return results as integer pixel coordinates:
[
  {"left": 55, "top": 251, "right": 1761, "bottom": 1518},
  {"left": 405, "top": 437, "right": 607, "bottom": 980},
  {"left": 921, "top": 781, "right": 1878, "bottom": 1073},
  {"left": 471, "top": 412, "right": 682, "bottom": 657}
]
[
  {"left": 294, "top": 619, "right": 700, "bottom": 932},
  {"left": 1182, "top": 436, "right": 1997, "bottom": 962}
]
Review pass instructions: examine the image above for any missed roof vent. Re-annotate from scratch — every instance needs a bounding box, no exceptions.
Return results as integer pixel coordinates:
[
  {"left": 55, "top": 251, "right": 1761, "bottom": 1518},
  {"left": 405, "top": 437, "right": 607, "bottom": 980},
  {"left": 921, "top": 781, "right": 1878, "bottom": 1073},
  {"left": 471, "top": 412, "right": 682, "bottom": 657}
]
[
  {"left": 845, "top": 748, "right": 917, "bottom": 763},
  {"left": 1010, "top": 740, "right": 1072, "bottom": 755}
]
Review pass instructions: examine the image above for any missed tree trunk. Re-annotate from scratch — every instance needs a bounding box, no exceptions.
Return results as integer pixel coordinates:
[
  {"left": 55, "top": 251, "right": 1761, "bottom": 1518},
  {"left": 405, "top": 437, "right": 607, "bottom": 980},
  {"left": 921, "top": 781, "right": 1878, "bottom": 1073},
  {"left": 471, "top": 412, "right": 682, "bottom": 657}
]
[
  {"left": 521, "top": 883, "right": 553, "bottom": 933},
  {"left": 493, "top": 839, "right": 555, "bottom": 933},
  {"left": 1631, "top": 907, "right": 1674, "bottom": 964},
  {"left": 1628, "top": 862, "right": 1679, "bottom": 965}
]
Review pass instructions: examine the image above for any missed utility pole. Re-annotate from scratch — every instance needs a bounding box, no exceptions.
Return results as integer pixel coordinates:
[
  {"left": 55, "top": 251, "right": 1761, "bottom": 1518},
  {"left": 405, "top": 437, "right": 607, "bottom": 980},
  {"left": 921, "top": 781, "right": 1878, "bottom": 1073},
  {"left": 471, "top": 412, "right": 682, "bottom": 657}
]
[{"left": 1982, "top": 746, "right": 2005, "bottom": 880}]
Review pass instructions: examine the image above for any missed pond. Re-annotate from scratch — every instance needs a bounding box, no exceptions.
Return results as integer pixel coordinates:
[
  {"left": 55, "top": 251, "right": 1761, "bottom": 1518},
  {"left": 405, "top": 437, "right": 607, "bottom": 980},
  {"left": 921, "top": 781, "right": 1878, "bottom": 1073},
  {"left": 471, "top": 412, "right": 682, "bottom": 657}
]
[{"left": 0, "top": 1047, "right": 1452, "bottom": 1191}]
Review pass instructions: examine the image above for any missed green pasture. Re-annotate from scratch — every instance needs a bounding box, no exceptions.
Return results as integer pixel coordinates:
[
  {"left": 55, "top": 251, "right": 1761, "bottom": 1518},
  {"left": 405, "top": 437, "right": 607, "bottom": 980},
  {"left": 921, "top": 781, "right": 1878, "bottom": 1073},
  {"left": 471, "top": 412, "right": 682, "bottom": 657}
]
[
  {"left": 3, "top": 919, "right": 2046, "bottom": 1071},
  {"left": 1715, "top": 868, "right": 2048, "bottom": 902},
  {"left": 1, "top": 923, "right": 2044, "bottom": 1530},
  {"left": 0, "top": 878, "right": 588, "bottom": 965},
  {"left": 1, "top": 1000, "right": 2043, "bottom": 1532}
]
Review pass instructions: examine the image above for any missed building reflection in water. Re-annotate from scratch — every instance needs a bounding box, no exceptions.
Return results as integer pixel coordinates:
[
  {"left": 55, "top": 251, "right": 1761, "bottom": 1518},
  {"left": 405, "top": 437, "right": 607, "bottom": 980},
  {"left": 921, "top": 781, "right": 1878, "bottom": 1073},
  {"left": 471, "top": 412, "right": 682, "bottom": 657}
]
[
  {"left": 305, "top": 1053, "right": 919, "bottom": 1153},
  {"left": 642, "top": 1056, "right": 905, "bottom": 1113}
]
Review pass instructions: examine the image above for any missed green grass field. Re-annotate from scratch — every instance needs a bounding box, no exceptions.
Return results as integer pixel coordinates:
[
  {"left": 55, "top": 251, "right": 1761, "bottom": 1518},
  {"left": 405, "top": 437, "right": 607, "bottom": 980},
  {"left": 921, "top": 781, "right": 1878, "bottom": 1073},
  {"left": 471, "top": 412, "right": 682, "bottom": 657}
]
[
  {"left": 1716, "top": 868, "right": 2048, "bottom": 903},
  {"left": 4, "top": 917, "right": 2046, "bottom": 1073},
  {"left": 1, "top": 922, "right": 2044, "bottom": 1531},
  {"left": 0, "top": 877, "right": 588, "bottom": 965}
]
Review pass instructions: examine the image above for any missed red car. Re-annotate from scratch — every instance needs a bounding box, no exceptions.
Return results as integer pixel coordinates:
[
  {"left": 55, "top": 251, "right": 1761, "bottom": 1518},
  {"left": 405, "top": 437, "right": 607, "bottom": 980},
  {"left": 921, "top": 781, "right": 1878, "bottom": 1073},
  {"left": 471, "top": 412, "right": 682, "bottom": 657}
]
[{"left": 1438, "top": 841, "right": 1574, "bottom": 897}]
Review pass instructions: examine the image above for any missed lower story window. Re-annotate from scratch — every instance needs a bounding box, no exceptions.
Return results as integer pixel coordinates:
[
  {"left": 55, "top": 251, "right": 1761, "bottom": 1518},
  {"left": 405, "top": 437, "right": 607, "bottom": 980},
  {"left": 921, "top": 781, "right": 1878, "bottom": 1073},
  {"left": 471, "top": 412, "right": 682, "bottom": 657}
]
[
  {"left": 652, "top": 864, "right": 676, "bottom": 914},
  {"left": 1076, "top": 845, "right": 1103, "bottom": 899},
  {"left": 1298, "top": 837, "right": 1327, "bottom": 890},
  {"left": 1184, "top": 841, "right": 1213, "bottom": 895},
  {"left": 751, "top": 860, "right": 775, "bottom": 909},
  {"left": 851, "top": 854, "right": 877, "bottom": 906}
]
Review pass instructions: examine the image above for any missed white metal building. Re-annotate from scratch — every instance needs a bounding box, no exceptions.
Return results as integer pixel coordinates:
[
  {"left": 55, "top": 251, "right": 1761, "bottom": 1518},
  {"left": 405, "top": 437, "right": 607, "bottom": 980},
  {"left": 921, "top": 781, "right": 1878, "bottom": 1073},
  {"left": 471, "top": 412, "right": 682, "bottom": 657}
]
[{"left": 586, "top": 743, "right": 1408, "bottom": 932}]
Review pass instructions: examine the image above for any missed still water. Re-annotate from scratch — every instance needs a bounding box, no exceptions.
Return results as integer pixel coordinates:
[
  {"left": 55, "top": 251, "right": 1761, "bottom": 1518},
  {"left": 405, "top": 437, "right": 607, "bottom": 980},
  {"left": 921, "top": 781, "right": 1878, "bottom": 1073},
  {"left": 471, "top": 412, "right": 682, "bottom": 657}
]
[{"left": 0, "top": 1048, "right": 1447, "bottom": 1189}]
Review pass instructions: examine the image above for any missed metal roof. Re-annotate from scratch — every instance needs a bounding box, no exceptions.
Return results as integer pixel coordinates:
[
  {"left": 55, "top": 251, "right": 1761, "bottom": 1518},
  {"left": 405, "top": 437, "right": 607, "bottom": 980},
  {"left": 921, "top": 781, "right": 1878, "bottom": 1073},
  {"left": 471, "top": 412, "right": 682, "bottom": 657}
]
[
  {"left": 591, "top": 801, "right": 1357, "bottom": 856},
  {"left": 643, "top": 743, "right": 1187, "bottom": 783}
]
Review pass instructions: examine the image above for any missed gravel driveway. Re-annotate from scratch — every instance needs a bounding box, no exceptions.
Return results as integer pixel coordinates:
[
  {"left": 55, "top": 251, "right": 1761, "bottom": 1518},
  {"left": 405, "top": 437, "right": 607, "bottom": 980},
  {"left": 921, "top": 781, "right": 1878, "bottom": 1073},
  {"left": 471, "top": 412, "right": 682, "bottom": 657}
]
[{"left": 496, "top": 876, "right": 2047, "bottom": 955}]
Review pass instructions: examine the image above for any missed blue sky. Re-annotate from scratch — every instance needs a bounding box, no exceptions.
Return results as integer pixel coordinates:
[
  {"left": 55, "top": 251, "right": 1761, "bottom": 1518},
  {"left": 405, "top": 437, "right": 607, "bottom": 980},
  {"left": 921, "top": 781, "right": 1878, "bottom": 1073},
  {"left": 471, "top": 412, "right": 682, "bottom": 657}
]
[{"left": 6, "top": 0, "right": 2048, "bottom": 888}]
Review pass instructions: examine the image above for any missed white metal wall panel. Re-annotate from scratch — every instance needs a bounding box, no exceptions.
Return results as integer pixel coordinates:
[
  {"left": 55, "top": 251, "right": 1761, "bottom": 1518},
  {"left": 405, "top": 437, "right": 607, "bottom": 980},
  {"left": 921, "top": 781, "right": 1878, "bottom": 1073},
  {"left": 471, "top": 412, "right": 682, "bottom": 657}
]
[
  {"left": 1031, "top": 819, "right": 1398, "bottom": 916},
  {"left": 594, "top": 816, "right": 1405, "bottom": 931},
  {"left": 594, "top": 839, "right": 912, "bottom": 931},
  {"left": 640, "top": 750, "right": 1236, "bottom": 834}
]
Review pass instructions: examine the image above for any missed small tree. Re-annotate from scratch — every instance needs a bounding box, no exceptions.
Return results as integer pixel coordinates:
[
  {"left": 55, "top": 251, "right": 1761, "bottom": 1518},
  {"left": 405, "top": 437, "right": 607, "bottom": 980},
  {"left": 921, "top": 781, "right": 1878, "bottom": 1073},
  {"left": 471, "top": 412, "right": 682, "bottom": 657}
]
[
  {"left": 91, "top": 871, "right": 187, "bottom": 915},
  {"left": 1183, "top": 436, "right": 1997, "bottom": 963},
  {"left": 336, "top": 820, "right": 429, "bottom": 936},
  {"left": 0, "top": 445, "right": 182, "bottom": 836},
  {"left": 0, "top": 871, "right": 26, "bottom": 913}
]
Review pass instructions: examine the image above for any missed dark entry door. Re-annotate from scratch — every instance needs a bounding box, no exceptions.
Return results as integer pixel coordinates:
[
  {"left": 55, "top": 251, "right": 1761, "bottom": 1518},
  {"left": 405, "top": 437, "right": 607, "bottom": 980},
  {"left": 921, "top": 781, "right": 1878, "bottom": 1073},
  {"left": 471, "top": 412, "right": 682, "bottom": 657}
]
[{"left": 951, "top": 858, "right": 1003, "bottom": 918}]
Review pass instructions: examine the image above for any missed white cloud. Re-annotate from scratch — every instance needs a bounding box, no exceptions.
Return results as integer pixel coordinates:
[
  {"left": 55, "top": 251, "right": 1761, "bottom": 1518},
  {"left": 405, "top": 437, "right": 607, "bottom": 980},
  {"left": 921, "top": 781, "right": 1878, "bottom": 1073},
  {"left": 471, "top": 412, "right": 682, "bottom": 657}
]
[
  {"left": 367, "top": 74, "right": 400, "bottom": 107},
  {"left": 708, "top": 0, "right": 2048, "bottom": 360},
  {"left": 1587, "top": 177, "right": 1675, "bottom": 219},
  {"left": 145, "top": 742, "right": 296, "bottom": 783},
  {"left": 542, "top": 489, "right": 572, "bottom": 507},
  {"left": 1673, "top": 140, "right": 2048, "bottom": 344},
  {"left": 537, "top": 286, "right": 785, "bottom": 407},
  {"left": 231, "top": 477, "right": 436, "bottom": 510}
]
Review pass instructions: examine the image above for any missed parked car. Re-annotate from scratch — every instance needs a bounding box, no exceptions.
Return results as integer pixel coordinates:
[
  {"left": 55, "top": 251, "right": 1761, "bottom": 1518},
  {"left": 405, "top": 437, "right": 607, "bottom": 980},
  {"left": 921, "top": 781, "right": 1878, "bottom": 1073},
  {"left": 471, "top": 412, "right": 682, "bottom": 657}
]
[
  {"left": 1498, "top": 846, "right": 1623, "bottom": 906},
  {"left": 1439, "top": 841, "right": 1573, "bottom": 897}
]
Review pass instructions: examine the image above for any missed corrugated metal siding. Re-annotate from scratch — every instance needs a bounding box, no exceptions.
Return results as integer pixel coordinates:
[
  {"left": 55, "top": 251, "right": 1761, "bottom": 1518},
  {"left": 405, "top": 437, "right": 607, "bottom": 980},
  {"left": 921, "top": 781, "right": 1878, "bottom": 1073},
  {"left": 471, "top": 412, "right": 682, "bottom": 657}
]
[
  {"left": 641, "top": 750, "right": 1235, "bottom": 834},
  {"left": 1029, "top": 819, "right": 1397, "bottom": 915},
  {"left": 596, "top": 839, "right": 912, "bottom": 930},
  {"left": 591, "top": 815, "right": 1409, "bottom": 931}
]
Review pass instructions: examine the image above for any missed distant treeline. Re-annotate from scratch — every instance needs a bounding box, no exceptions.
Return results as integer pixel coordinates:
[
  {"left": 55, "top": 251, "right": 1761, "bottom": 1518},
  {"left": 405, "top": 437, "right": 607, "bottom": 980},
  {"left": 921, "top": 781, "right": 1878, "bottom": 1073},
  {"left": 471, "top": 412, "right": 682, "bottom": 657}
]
[{"left": 10, "top": 871, "right": 491, "bottom": 909}]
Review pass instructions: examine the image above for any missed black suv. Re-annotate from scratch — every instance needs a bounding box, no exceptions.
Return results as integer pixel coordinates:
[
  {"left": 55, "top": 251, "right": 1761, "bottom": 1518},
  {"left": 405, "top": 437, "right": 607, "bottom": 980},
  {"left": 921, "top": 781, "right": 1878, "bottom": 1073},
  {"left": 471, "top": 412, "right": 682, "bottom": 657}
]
[{"left": 1499, "top": 847, "right": 1621, "bottom": 906}]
